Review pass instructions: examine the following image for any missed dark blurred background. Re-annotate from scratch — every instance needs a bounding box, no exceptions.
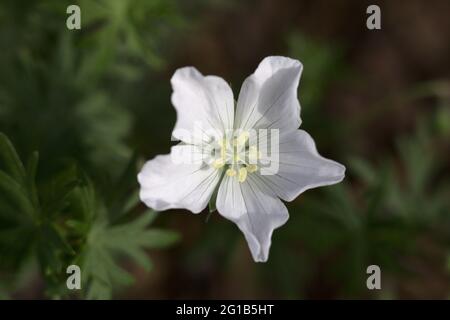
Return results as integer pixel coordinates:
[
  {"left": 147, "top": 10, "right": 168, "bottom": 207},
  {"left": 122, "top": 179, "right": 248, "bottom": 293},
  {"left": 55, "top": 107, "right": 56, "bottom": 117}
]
[{"left": 0, "top": 0, "right": 449, "bottom": 299}]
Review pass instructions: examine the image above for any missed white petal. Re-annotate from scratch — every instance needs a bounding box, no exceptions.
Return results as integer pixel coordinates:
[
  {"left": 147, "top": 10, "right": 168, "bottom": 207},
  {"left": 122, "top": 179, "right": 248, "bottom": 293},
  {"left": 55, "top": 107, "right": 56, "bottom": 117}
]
[
  {"left": 216, "top": 174, "right": 289, "bottom": 262},
  {"left": 235, "top": 56, "right": 302, "bottom": 132},
  {"left": 258, "top": 130, "right": 345, "bottom": 202},
  {"left": 138, "top": 145, "right": 221, "bottom": 213},
  {"left": 171, "top": 67, "right": 234, "bottom": 144}
]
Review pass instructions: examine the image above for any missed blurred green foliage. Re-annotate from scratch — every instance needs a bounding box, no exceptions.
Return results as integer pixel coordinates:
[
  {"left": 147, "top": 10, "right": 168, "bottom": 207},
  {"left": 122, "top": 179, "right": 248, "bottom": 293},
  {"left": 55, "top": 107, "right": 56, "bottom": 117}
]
[
  {"left": 267, "top": 115, "right": 450, "bottom": 298},
  {"left": 0, "top": 133, "right": 179, "bottom": 299},
  {"left": 0, "top": 0, "right": 184, "bottom": 180},
  {"left": 254, "top": 35, "right": 450, "bottom": 298},
  {"left": 0, "top": 0, "right": 184, "bottom": 299},
  {"left": 0, "top": 0, "right": 449, "bottom": 300}
]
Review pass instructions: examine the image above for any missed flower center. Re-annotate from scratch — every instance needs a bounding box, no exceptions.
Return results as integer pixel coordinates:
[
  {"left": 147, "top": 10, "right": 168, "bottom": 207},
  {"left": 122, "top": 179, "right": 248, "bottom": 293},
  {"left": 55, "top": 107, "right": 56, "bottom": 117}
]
[{"left": 211, "top": 131, "right": 260, "bottom": 183}]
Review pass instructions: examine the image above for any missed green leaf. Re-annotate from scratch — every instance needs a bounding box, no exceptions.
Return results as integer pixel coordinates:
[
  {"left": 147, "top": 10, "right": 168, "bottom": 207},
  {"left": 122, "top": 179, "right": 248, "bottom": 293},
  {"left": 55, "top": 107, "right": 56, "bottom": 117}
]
[
  {"left": 26, "top": 151, "right": 39, "bottom": 181},
  {"left": 37, "top": 223, "right": 74, "bottom": 277},
  {"left": 107, "top": 153, "right": 140, "bottom": 221},
  {"left": 81, "top": 209, "right": 179, "bottom": 299},
  {"left": 136, "top": 229, "right": 180, "bottom": 248},
  {"left": 44, "top": 180, "right": 79, "bottom": 218},
  {"left": 25, "top": 151, "right": 39, "bottom": 208},
  {"left": 0, "top": 133, "right": 26, "bottom": 185},
  {"left": 348, "top": 157, "right": 376, "bottom": 184},
  {"left": 86, "top": 280, "right": 112, "bottom": 300},
  {"left": 122, "top": 189, "right": 140, "bottom": 214},
  {"left": 0, "top": 169, "right": 35, "bottom": 220},
  {"left": 41, "top": 164, "right": 80, "bottom": 219},
  {"left": 105, "top": 213, "right": 180, "bottom": 249}
]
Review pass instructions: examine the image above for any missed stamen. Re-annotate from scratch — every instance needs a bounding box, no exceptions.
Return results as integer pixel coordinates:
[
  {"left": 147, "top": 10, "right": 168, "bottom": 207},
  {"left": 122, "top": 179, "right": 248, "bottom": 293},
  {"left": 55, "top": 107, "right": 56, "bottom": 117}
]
[
  {"left": 238, "top": 167, "right": 248, "bottom": 183},
  {"left": 219, "top": 139, "right": 227, "bottom": 159},
  {"left": 213, "top": 158, "right": 225, "bottom": 169},
  {"left": 209, "top": 132, "right": 259, "bottom": 182},
  {"left": 226, "top": 168, "right": 237, "bottom": 177}
]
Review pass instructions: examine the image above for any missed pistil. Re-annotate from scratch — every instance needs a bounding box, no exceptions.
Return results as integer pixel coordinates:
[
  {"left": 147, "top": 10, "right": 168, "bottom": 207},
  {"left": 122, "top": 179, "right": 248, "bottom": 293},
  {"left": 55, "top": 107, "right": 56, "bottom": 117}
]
[{"left": 211, "top": 131, "right": 260, "bottom": 183}]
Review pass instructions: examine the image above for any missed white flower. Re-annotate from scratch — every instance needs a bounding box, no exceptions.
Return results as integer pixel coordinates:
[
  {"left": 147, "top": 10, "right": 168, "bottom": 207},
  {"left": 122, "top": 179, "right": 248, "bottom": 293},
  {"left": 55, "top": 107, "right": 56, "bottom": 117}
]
[{"left": 138, "top": 56, "right": 345, "bottom": 262}]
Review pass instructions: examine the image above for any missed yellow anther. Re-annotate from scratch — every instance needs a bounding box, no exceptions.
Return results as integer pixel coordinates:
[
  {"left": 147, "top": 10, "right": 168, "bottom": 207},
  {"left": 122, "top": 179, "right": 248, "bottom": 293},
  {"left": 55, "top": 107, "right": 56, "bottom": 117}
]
[
  {"left": 226, "top": 168, "right": 236, "bottom": 177},
  {"left": 213, "top": 158, "right": 225, "bottom": 169},
  {"left": 247, "top": 164, "right": 258, "bottom": 173},
  {"left": 238, "top": 167, "right": 248, "bottom": 183},
  {"left": 218, "top": 139, "right": 227, "bottom": 159}
]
